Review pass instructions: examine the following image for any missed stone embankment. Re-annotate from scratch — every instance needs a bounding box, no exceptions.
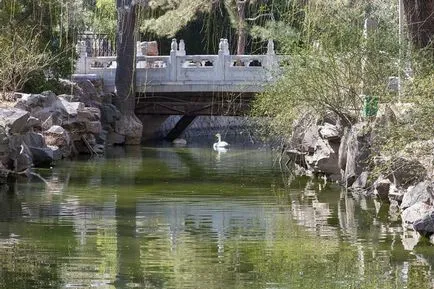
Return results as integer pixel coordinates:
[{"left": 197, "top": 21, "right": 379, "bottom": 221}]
[
  {"left": 285, "top": 105, "right": 434, "bottom": 244},
  {"left": 0, "top": 79, "right": 128, "bottom": 183}
]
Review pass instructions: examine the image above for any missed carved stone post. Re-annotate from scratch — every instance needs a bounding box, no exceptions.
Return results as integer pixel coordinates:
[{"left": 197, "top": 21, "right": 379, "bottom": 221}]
[
  {"left": 177, "top": 39, "right": 186, "bottom": 56},
  {"left": 170, "top": 38, "right": 178, "bottom": 81},
  {"left": 217, "top": 39, "right": 225, "bottom": 81},
  {"left": 75, "top": 41, "right": 87, "bottom": 74},
  {"left": 223, "top": 39, "right": 230, "bottom": 55},
  {"left": 136, "top": 41, "right": 143, "bottom": 56},
  {"left": 265, "top": 39, "right": 276, "bottom": 76}
]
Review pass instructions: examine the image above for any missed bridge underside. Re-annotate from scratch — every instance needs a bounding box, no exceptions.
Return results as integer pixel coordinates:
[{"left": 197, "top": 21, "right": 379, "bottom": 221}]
[{"left": 134, "top": 91, "right": 255, "bottom": 116}]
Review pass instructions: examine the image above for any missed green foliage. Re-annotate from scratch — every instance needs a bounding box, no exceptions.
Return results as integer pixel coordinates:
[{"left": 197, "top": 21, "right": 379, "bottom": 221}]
[
  {"left": 0, "top": 0, "right": 78, "bottom": 95},
  {"left": 140, "top": 0, "right": 276, "bottom": 53},
  {"left": 252, "top": 0, "right": 401, "bottom": 138}
]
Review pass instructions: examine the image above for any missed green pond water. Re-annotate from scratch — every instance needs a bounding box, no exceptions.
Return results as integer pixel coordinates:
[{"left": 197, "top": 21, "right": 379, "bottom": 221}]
[{"left": 0, "top": 145, "right": 433, "bottom": 289}]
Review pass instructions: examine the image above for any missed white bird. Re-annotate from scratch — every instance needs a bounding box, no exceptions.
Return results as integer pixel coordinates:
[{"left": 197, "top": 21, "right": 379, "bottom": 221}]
[{"left": 213, "top": 133, "right": 230, "bottom": 150}]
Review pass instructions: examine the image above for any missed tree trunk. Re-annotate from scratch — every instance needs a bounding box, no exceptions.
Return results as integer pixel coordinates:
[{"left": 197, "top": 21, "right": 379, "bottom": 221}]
[
  {"left": 403, "top": 0, "right": 434, "bottom": 50},
  {"left": 115, "top": 0, "right": 143, "bottom": 144},
  {"left": 236, "top": 0, "right": 247, "bottom": 55}
]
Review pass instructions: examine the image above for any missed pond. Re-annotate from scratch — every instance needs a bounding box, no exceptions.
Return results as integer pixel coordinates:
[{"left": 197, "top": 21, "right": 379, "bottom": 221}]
[{"left": 0, "top": 145, "right": 433, "bottom": 288}]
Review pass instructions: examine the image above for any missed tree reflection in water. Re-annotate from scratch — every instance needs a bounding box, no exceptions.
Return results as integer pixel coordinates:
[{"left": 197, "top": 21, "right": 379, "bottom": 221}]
[{"left": 0, "top": 146, "right": 433, "bottom": 288}]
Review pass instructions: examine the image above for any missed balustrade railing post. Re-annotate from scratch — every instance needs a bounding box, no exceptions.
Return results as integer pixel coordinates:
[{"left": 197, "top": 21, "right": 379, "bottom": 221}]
[
  {"left": 170, "top": 38, "right": 178, "bottom": 82},
  {"left": 136, "top": 41, "right": 143, "bottom": 56},
  {"left": 75, "top": 40, "right": 87, "bottom": 74},
  {"left": 177, "top": 39, "right": 186, "bottom": 56},
  {"left": 265, "top": 39, "right": 277, "bottom": 80},
  {"left": 217, "top": 39, "right": 226, "bottom": 81}
]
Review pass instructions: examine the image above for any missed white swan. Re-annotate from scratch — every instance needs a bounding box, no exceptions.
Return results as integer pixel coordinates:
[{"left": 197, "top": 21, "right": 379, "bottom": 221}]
[{"left": 213, "top": 133, "right": 230, "bottom": 149}]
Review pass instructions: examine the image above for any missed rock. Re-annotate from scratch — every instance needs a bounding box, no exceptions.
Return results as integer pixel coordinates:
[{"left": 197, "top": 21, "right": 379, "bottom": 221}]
[
  {"left": 0, "top": 108, "right": 30, "bottom": 134},
  {"left": 172, "top": 138, "right": 187, "bottom": 146},
  {"left": 115, "top": 115, "right": 143, "bottom": 145},
  {"left": 78, "top": 107, "right": 101, "bottom": 122},
  {"left": 106, "top": 131, "right": 125, "bottom": 145},
  {"left": 305, "top": 138, "right": 341, "bottom": 177},
  {"left": 391, "top": 157, "right": 427, "bottom": 187},
  {"left": 47, "top": 145, "right": 62, "bottom": 161},
  {"left": 402, "top": 140, "right": 434, "bottom": 178},
  {"left": 28, "top": 146, "right": 53, "bottom": 167},
  {"left": 93, "top": 144, "right": 105, "bottom": 154},
  {"left": 401, "top": 202, "right": 433, "bottom": 229},
  {"left": 43, "top": 125, "right": 71, "bottom": 158},
  {"left": 373, "top": 177, "right": 392, "bottom": 201},
  {"left": 0, "top": 163, "right": 9, "bottom": 184},
  {"left": 22, "top": 132, "right": 45, "bottom": 148},
  {"left": 338, "top": 127, "right": 350, "bottom": 172},
  {"left": 15, "top": 92, "right": 58, "bottom": 111},
  {"left": 40, "top": 113, "right": 62, "bottom": 131},
  {"left": 285, "top": 149, "right": 307, "bottom": 168},
  {"left": 401, "top": 181, "right": 433, "bottom": 210},
  {"left": 413, "top": 210, "right": 434, "bottom": 237},
  {"left": 0, "top": 127, "right": 9, "bottom": 156},
  {"left": 287, "top": 113, "right": 318, "bottom": 153},
  {"left": 389, "top": 103, "right": 416, "bottom": 125},
  {"left": 25, "top": 116, "right": 42, "bottom": 131},
  {"left": 12, "top": 143, "right": 33, "bottom": 172},
  {"left": 56, "top": 97, "right": 84, "bottom": 117},
  {"left": 344, "top": 122, "right": 371, "bottom": 187},
  {"left": 86, "top": 121, "right": 102, "bottom": 135},
  {"left": 58, "top": 94, "right": 80, "bottom": 102},
  {"left": 102, "top": 93, "right": 113, "bottom": 104},
  {"left": 318, "top": 122, "right": 342, "bottom": 140},
  {"left": 74, "top": 79, "right": 102, "bottom": 107},
  {"left": 101, "top": 104, "right": 121, "bottom": 127},
  {"left": 60, "top": 78, "right": 103, "bottom": 107},
  {"left": 352, "top": 171, "right": 370, "bottom": 190}
]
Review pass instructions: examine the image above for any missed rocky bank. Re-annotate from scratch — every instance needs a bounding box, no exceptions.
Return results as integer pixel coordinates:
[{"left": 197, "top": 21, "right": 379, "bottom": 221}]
[
  {"left": 285, "top": 106, "right": 434, "bottom": 245},
  {"left": 0, "top": 78, "right": 132, "bottom": 184}
]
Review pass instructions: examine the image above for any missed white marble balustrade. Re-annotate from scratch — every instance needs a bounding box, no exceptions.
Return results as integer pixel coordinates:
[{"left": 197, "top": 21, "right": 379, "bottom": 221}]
[{"left": 74, "top": 39, "right": 282, "bottom": 93}]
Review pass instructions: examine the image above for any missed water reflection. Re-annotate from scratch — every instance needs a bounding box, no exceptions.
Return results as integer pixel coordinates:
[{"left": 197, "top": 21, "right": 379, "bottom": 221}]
[{"left": 0, "top": 146, "right": 433, "bottom": 288}]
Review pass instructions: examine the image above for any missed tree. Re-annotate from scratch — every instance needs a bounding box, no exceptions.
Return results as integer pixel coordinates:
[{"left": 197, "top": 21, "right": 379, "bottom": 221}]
[
  {"left": 140, "top": 0, "right": 271, "bottom": 55},
  {"left": 0, "top": 0, "right": 78, "bottom": 95},
  {"left": 403, "top": 0, "right": 434, "bottom": 51},
  {"left": 114, "top": 0, "right": 147, "bottom": 144}
]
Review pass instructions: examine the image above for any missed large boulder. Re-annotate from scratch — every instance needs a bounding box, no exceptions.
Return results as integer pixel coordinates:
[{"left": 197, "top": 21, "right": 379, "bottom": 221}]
[
  {"left": 101, "top": 103, "right": 121, "bottom": 128},
  {"left": 43, "top": 125, "right": 72, "bottom": 158},
  {"left": 115, "top": 115, "right": 143, "bottom": 145},
  {"left": 318, "top": 122, "right": 342, "bottom": 141},
  {"left": 401, "top": 181, "right": 434, "bottom": 210},
  {"left": 55, "top": 97, "right": 84, "bottom": 117},
  {"left": 28, "top": 146, "right": 53, "bottom": 167},
  {"left": 78, "top": 107, "right": 101, "bottom": 122},
  {"left": 22, "top": 132, "right": 46, "bottom": 148},
  {"left": 373, "top": 176, "right": 392, "bottom": 201},
  {"left": 401, "top": 202, "right": 433, "bottom": 229},
  {"left": 391, "top": 157, "right": 427, "bottom": 187},
  {"left": 0, "top": 108, "right": 30, "bottom": 135},
  {"left": 305, "top": 138, "right": 341, "bottom": 178},
  {"left": 343, "top": 122, "right": 372, "bottom": 187},
  {"left": 413, "top": 210, "right": 434, "bottom": 237},
  {"left": 287, "top": 113, "right": 319, "bottom": 153},
  {"left": 60, "top": 77, "right": 103, "bottom": 107},
  {"left": 15, "top": 91, "right": 58, "bottom": 112}
]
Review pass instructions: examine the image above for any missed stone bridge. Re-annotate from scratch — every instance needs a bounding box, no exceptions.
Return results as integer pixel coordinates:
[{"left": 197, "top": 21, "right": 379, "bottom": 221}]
[{"left": 74, "top": 38, "right": 283, "bottom": 140}]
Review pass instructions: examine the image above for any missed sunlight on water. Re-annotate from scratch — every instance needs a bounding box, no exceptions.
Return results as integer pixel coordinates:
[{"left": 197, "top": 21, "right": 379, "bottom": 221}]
[{"left": 0, "top": 146, "right": 433, "bottom": 288}]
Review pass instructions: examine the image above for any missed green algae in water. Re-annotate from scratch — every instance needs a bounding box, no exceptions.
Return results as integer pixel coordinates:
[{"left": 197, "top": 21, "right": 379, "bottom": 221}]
[{"left": 0, "top": 146, "right": 433, "bottom": 288}]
